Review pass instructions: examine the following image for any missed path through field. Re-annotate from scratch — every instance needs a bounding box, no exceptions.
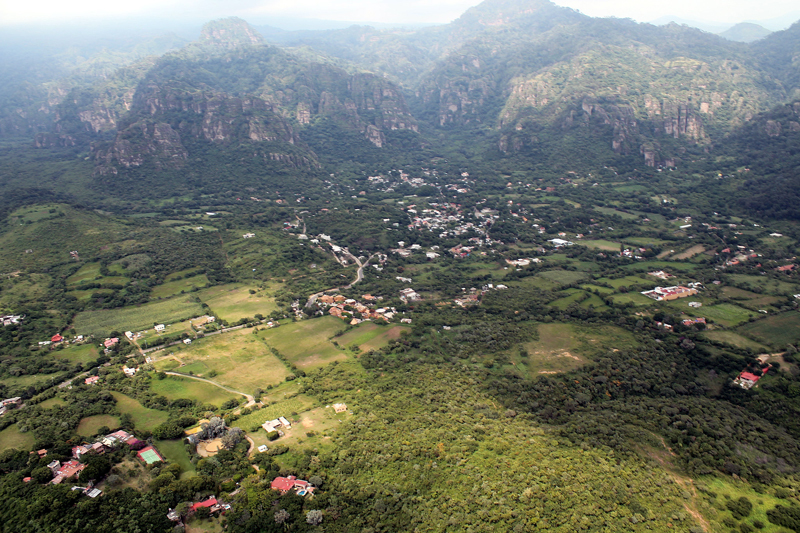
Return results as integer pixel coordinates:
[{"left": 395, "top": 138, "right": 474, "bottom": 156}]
[{"left": 164, "top": 371, "right": 255, "bottom": 407}]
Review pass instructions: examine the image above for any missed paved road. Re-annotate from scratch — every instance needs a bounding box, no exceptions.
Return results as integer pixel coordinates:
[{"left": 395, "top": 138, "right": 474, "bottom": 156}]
[{"left": 164, "top": 371, "right": 255, "bottom": 406}]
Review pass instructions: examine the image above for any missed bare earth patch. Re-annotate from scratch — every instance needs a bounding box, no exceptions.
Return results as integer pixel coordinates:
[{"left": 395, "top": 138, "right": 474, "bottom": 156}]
[{"left": 196, "top": 438, "right": 223, "bottom": 457}]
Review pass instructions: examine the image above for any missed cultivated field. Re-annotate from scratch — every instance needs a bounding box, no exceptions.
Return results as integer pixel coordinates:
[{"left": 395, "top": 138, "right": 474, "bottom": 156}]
[
  {"left": 335, "top": 323, "right": 409, "bottom": 352},
  {"left": 51, "top": 343, "right": 100, "bottom": 364},
  {"left": 150, "top": 375, "right": 240, "bottom": 407},
  {"left": 154, "top": 329, "right": 290, "bottom": 392},
  {"left": 72, "top": 296, "right": 204, "bottom": 336},
  {"left": 77, "top": 414, "right": 121, "bottom": 437},
  {"left": 672, "top": 245, "right": 705, "bottom": 260},
  {"left": 536, "top": 270, "right": 588, "bottom": 285},
  {"left": 738, "top": 312, "right": 800, "bottom": 348},
  {"left": 703, "top": 331, "right": 769, "bottom": 352},
  {"left": 197, "top": 283, "right": 280, "bottom": 322},
  {"left": 110, "top": 392, "right": 169, "bottom": 432},
  {"left": 259, "top": 316, "right": 348, "bottom": 369},
  {"left": 696, "top": 303, "right": 754, "bottom": 327}
]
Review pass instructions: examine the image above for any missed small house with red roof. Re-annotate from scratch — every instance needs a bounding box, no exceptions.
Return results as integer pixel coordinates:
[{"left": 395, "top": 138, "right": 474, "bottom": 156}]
[
  {"left": 84, "top": 376, "right": 100, "bottom": 385},
  {"left": 734, "top": 366, "right": 770, "bottom": 390},
  {"left": 51, "top": 334, "right": 63, "bottom": 343},
  {"left": 270, "top": 475, "right": 315, "bottom": 496},
  {"left": 190, "top": 497, "right": 217, "bottom": 513}
]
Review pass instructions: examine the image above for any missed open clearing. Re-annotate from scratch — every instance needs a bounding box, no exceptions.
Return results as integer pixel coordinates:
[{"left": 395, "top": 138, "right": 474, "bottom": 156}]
[
  {"left": 696, "top": 303, "right": 754, "bottom": 327},
  {"left": 155, "top": 439, "right": 196, "bottom": 478},
  {"left": 150, "top": 375, "right": 239, "bottom": 408},
  {"left": 150, "top": 274, "right": 209, "bottom": 299},
  {"left": 700, "top": 477, "right": 789, "bottom": 533},
  {"left": 260, "top": 316, "right": 348, "bottom": 370},
  {"left": 110, "top": 392, "right": 169, "bottom": 432},
  {"left": 197, "top": 283, "right": 281, "bottom": 322},
  {"left": 580, "top": 240, "right": 621, "bottom": 252},
  {"left": 335, "top": 323, "right": 409, "bottom": 352},
  {"left": 737, "top": 312, "right": 800, "bottom": 348},
  {"left": 536, "top": 270, "right": 587, "bottom": 285},
  {"left": 672, "top": 245, "right": 705, "bottom": 260},
  {"left": 0, "top": 425, "right": 35, "bottom": 451},
  {"left": 513, "top": 323, "right": 637, "bottom": 375},
  {"left": 38, "top": 397, "right": 65, "bottom": 409},
  {"left": 77, "top": 414, "right": 121, "bottom": 437},
  {"left": 154, "top": 329, "right": 290, "bottom": 392},
  {"left": 72, "top": 295, "right": 204, "bottom": 336},
  {"left": 51, "top": 343, "right": 100, "bottom": 364},
  {"left": 247, "top": 406, "right": 340, "bottom": 450}
]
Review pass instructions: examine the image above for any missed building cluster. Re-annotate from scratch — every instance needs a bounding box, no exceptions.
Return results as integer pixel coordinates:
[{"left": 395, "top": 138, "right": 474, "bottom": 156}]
[
  {"left": 1, "top": 314, "right": 23, "bottom": 326},
  {"left": 317, "top": 293, "right": 395, "bottom": 324},
  {"left": 454, "top": 284, "right": 508, "bottom": 307},
  {"left": 0, "top": 397, "right": 21, "bottom": 416},
  {"left": 641, "top": 285, "right": 699, "bottom": 301},
  {"left": 262, "top": 416, "right": 292, "bottom": 437},
  {"left": 734, "top": 366, "right": 771, "bottom": 390}
]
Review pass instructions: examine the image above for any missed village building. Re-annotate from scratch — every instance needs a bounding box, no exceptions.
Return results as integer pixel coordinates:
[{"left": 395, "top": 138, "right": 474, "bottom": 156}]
[
  {"left": 270, "top": 475, "right": 315, "bottom": 496},
  {"left": 333, "top": 403, "right": 348, "bottom": 413},
  {"left": 154, "top": 324, "right": 165, "bottom": 333},
  {"left": 641, "top": 286, "right": 699, "bottom": 301},
  {"left": 84, "top": 376, "right": 100, "bottom": 386},
  {"left": 1, "top": 314, "right": 23, "bottom": 326},
  {"left": 51, "top": 460, "right": 85, "bottom": 484}
]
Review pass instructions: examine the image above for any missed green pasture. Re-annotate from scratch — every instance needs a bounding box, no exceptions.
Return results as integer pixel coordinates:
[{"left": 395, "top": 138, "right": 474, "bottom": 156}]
[
  {"left": 155, "top": 329, "right": 290, "bottom": 391},
  {"left": 702, "top": 331, "right": 769, "bottom": 352},
  {"left": 72, "top": 296, "right": 204, "bottom": 336},
  {"left": 77, "top": 414, "right": 121, "bottom": 437},
  {"left": 197, "top": 283, "right": 280, "bottom": 322},
  {"left": 150, "top": 274, "right": 209, "bottom": 299},
  {"left": 51, "top": 343, "right": 100, "bottom": 364},
  {"left": 335, "top": 323, "right": 410, "bottom": 352},
  {"left": 536, "top": 270, "right": 587, "bottom": 285},
  {"left": 110, "top": 392, "right": 169, "bottom": 432},
  {"left": 150, "top": 375, "right": 240, "bottom": 408},
  {"left": 0, "top": 425, "right": 35, "bottom": 451},
  {"left": 259, "top": 316, "right": 348, "bottom": 370},
  {"left": 154, "top": 439, "right": 196, "bottom": 478}
]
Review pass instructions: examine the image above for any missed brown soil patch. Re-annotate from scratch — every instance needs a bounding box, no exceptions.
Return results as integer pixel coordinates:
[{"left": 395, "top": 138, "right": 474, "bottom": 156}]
[{"left": 196, "top": 438, "right": 224, "bottom": 457}]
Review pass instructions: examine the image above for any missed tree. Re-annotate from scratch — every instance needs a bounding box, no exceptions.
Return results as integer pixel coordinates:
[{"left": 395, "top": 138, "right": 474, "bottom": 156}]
[
  {"left": 306, "top": 510, "right": 323, "bottom": 525},
  {"left": 221, "top": 427, "right": 244, "bottom": 449},
  {"left": 275, "top": 509, "right": 290, "bottom": 526},
  {"left": 309, "top": 475, "right": 323, "bottom": 488}
]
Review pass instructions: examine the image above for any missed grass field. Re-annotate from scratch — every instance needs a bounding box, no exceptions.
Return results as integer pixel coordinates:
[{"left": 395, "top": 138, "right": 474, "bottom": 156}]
[
  {"left": 51, "top": 343, "right": 100, "bottom": 364},
  {"left": 737, "top": 312, "right": 800, "bottom": 348},
  {"left": 596, "top": 276, "right": 651, "bottom": 290},
  {"left": 536, "top": 270, "right": 587, "bottom": 285},
  {"left": 247, "top": 405, "right": 340, "bottom": 450},
  {"left": 260, "top": 316, "right": 348, "bottom": 370},
  {"left": 38, "top": 397, "right": 65, "bottom": 409},
  {"left": 721, "top": 287, "right": 763, "bottom": 300},
  {"left": 580, "top": 240, "right": 622, "bottom": 251},
  {"left": 155, "top": 439, "right": 196, "bottom": 478},
  {"left": 234, "top": 395, "right": 316, "bottom": 433},
  {"left": 0, "top": 425, "right": 35, "bottom": 451},
  {"left": 512, "top": 323, "right": 638, "bottom": 376},
  {"left": 150, "top": 375, "right": 240, "bottom": 407},
  {"left": 66, "top": 288, "right": 116, "bottom": 301},
  {"left": 110, "top": 392, "right": 169, "bottom": 432},
  {"left": 549, "top": 289, "right": 585, "bottom": 310},
  {"left": 0, "top": 273, "right": 51, "bottom": 308},
  {"left": 581, "top": 284, "right": 615, "bottom": 295},
  {"left": 197, "top": 283, "right": 280, "bottom": 322},
  {"left": 150, "top": 275, "right": 209, "bottom": 299},
  {"left": 154, "top": 329, "right": 290, "bottom": 392},
  {"left": 593, "top": 206, "right": 639, "bottom": 220},
  {"left": 72, "top": 295, "right": 204, "bottom": 336},
  {"left": 335, "top": 323, "right": 410, "bottom": 352},
  {"left": 727, "top": 274, "right": 800, "bottom": 295},
  {"left": 609, "top": 293, "right": 655, "bottom": 306},
  {"left": 697, "top": 303, "right": 754, "bottom": 327},
  {"left": 77, "top": 414, "right": 121, "bottom": 437},
  {"left": 702, "top": 331, "right": 769, "bottom": 352},
  {"left": 66, "top": 262, "right": 129, "bottom": 288}
]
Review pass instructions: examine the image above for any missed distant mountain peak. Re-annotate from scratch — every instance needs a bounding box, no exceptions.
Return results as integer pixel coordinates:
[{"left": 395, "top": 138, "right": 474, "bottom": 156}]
[
  {"left": 454, "top": 0, "right": 564, "bottom": 29},
  {"left": 719, "top": 22, "right": 772, "bottom": 43},
  {"left": 200, "top": 17, "right": 265, "bottom": 48}
]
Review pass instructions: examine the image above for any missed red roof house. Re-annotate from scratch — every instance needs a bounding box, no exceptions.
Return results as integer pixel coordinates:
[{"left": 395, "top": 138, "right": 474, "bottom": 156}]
[
  {"left": 739, "top": 372, "right": 761, "bottom": 382},
  {"left": 190, "top": 498, "right": 218, "bottom": 512},
  {"left": 51, "top": 334, "right": 63, "bottom": 343},
  {"left": 271, "top": 476, "right": 296, "bottom": 493}
]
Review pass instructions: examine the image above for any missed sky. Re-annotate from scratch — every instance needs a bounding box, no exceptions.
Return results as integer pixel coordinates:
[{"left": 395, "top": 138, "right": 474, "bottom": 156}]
[{"left": 1, "top": 0, "right": 799, "bottom": 29}]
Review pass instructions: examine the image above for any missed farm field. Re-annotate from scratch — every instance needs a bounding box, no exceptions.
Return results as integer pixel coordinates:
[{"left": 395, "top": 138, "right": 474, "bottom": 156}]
[
  {"left": 580, "top": 240, "right": 621, "bottom": 251},
  {"left": 595, "top": 275, "right": 651, "bottom": 290},
  {"left": 234, "top": 395, "right": 316, "bottom": 433},
  {"left": 727, "top": 274, "right": 800, "bottom": 295},
  {"left": 38, "top": 397, "right": 65, "bottom": 409},
  {"left": 0, "top": 425, "right": 35, "bottom": 451},
  {"left": 737, "top": 312, "right": 800, "bottom": 348},
  {"left": 247, "top": 406, "right": 341, "bottom": 450},
  {"left": 581, "top": 284, "right": 615, "bottom": 295},
  {"left": 335, "top": 323, "right": 410, "bottom": 352},
  {"left": 149, "top": 375, "right": 240, "bottom": 407},
  {"left": 259, "top": 316, "right": 348, "bottom": 370},
  {"left": 703, "top": 331, "right": 769, "bottom": 352},
  {"left": 110, "top": 392, "right": 169, "bottom": 432},
  {"left": 672, "top": 245, "right": 705, "bottom": 260},
  {"left": 150, "top": 274, "right": 210, "bottom": 299},
  {"left": 197, "top": 283, "right": 280, "bottom": 322},
  {"left": 66, "top": 262, "right": 129, "bottom": 288},
  {"left": 154, "top": 329, "right": 290, "bottom": 392},
  {"left": 72, "top": 295, "right": 204, "bottom": 337},
  {"left": 135, "top": 318, "right": 197, "bottom": 345},
  {"left": 608, "top": 293, "right": 654, "bottom": 306},
  {"left": 593, "top": 206, "right": 639, "bottom": 220},
  {"left": 549, "top": 289, "right": 585, "bottom": 310},
  {"left": 77, "top": 414, "right": 121, "bottom": 437},
  {"left": 694, "top": 303, "right": 754, "bottom": 327}
]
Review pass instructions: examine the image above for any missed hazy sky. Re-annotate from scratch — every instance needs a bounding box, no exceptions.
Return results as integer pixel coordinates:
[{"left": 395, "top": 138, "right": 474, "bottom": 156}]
[{"left": 1, "top": 0, "right": 798, "bottom": 28}]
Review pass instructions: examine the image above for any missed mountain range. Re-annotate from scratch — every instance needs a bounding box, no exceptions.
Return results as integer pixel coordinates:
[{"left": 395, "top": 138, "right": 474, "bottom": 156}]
[{"left": 1, "top": 0, "right": 799, "bottom": 199}]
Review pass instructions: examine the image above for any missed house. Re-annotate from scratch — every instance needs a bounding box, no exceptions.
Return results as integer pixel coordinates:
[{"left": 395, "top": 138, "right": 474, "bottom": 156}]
[
  {"left": 548, "top": 238, "right": 574, "bottom": 247},
  {"left": 258, "top": 445, "right": 268, "bottom": 453},
  {"left": 84, "top": 376, "right": 100, "bottom": 385},
  {"left": 271, "top": 476, "right": 315, "bottom": 496},
  {"left": 108, "top": 430, "right": 133, "bottom": 443},
  {"left": 333, "top": 403, "right": 347, "bottom": 413},
  {"left": 1, "top": 397, "right": 21, "bottom": 408},
  {"left": 154, "top": 324, "right": 165, "bottom": 333},
  {"left": 190, "top": 497, "right": 218, "bottom": 513},
  {"left": 641, "top": 286, "right": 698, "bottom": 301},
  {"left": 51, "top": 460, "right": 85, "bottom": 484},
  {"left": 183, "top": 338, "right": 192, "bottom": 345},
  {"left": 71, "top": 445, "right": 92, "bottom": 459},
  {"left": 122, "top": 366, "right": 138, "bottom": 377},
  {"left": 776, "top": 264, "right": 796, "bottom": 273},
  {"left": 242, "top": 233, "right": 255, "bottom": 239},
  {"left": 51, "top": 334, "right": 63, "bottom": 343},
  {"left": 103, "top": 338, "right": 119, "bottom": 349},
  {"left": 1, "top": 315, "right": 23, "bottom": 326}
]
